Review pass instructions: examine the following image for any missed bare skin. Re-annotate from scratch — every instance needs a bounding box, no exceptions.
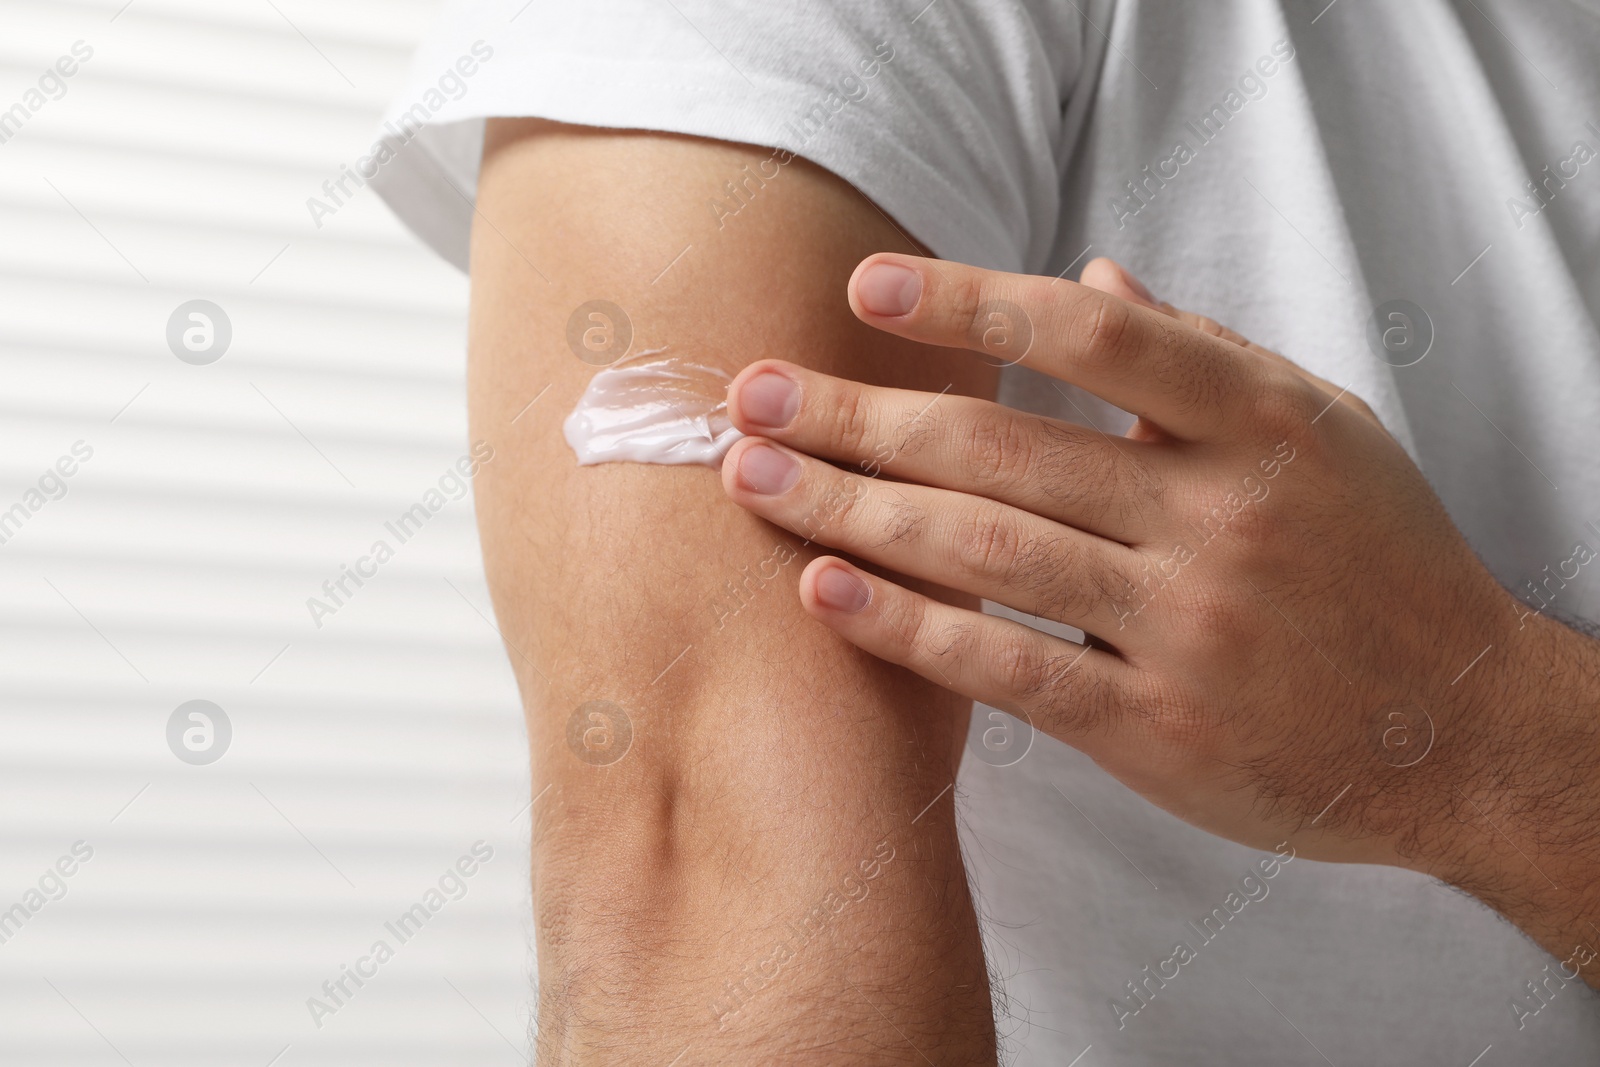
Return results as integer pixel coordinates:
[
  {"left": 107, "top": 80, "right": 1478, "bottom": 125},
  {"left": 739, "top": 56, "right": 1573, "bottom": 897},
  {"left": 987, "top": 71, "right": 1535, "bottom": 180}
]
[
  {"left": 470, "top": 122, "right": 998, "bottom": 1063},
  {"left": 720, "top": 252, "right": 1600, "bottom": 986}
]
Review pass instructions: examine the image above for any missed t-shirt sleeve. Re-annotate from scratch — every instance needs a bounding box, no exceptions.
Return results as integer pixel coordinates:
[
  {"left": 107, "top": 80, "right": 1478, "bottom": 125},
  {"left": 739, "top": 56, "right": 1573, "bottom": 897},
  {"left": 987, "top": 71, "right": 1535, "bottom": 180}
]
[{"left": 367, "top": 0, "right": 1082, "bottom": 275}]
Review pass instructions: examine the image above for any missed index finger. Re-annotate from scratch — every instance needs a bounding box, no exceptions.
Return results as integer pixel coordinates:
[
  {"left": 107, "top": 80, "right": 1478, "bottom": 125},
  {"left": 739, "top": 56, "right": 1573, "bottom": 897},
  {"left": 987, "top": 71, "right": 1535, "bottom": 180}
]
[{"left": 848, "top": 253, "right": 1283, "bottom": 441}]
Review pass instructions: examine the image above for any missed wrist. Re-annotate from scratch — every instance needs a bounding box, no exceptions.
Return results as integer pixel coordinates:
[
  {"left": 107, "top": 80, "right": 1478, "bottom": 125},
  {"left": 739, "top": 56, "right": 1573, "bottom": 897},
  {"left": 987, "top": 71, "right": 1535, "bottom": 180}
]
[{"left": 1417, "top": 608, "right": 1600, "bottom": 980}]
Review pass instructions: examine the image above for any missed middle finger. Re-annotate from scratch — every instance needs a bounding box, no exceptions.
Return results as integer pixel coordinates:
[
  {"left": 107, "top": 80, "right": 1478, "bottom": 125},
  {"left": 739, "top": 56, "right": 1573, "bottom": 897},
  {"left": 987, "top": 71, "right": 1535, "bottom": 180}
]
[{"left": 720, "top": 435, "right": 1148, "bottom": 643}]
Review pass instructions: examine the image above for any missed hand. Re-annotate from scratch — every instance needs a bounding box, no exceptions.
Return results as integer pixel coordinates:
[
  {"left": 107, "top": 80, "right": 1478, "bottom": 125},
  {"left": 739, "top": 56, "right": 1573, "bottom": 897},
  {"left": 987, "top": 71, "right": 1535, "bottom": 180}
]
[{"left": 717, "top": 252, "right": 1559, "bottom": 881}]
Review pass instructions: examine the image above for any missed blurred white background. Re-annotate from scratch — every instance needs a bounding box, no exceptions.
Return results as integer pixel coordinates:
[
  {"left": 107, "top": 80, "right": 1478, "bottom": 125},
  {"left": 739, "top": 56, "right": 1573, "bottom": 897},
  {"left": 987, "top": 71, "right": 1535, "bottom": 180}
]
[{"left": 0, "top": 1, "right": 533, "bottom": 1063}]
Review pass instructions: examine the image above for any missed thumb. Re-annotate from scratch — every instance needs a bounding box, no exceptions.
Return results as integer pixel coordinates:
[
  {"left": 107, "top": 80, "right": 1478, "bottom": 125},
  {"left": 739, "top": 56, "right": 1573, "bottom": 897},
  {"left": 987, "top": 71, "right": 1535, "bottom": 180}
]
[
  {"left": 1077, "top": 258, "right": 1375, "bottom": 424},
  {"left": 1080, "top": 257, "right": 1258, "bottom": 351},
  {"left": 1079, "top": 256, "right": 1163, "bottom": 311}
]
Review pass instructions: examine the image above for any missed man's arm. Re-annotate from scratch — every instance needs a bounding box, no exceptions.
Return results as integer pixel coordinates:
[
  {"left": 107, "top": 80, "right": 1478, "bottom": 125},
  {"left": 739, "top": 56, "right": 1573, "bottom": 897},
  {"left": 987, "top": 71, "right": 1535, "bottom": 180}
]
[
  {"left": 710, "top": 251, "right": 1600, "bottom": 989},
  {"left": 468, "top": 120, "right": 999, "bottom": 1063},
  {"left": 1439, "top": 612, "right": 1600, "bottom": 987}
]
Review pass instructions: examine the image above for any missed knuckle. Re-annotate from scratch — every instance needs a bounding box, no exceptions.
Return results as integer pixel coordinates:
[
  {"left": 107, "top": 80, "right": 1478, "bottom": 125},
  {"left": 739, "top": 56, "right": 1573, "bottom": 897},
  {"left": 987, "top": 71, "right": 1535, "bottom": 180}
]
[
  {"left": 1027, "top": 648, "right": 1109, "bottom": 737},
  {"left": 1187, "top": 482, "right": 1273, "bottom": 552},
  {"left": 961, "top": 410, "right": 1036, "bottom": 486},
  {"left": 989, "top": 633, "right": 1046, "bottom": 702},
  {"left": 1029, "top": 538, "right": 1095, "bottom": 623},
  {"left": 1251, "top": 375, "right": 1323, "bottom": 436},
  {"left": 902, "top": 594, "right": 973, "bottom": 670},
  {"left": 1072, "top": 296, "right": 1136, "bottom": 372},
  {"left": 831, "top": 475, "right": 873, "bottom": 531},
  {"left": 943, "top": 272, "right": 990, "bottom": 344},
  {"left": 803, "top": 472, "right": 868, "bottom": 542},
  {"left": 888, "top": 583, "right": 932, "bottom": 659},
  {"left": 1168, "top": 583, "right": 1271, "bottom": 662},
  {"left": 949, "top": 504, "right": 1022, "bottom": 580},
  {"left": 829, "top": 384, "right": 874, "bottom": 456}
]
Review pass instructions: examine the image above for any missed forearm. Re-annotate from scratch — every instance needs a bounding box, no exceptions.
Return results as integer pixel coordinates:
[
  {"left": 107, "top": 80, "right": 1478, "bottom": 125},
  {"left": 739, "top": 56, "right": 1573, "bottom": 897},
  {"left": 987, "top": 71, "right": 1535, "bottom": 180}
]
[
  {"left": 1425, "top": 608, "right": 1600, "bottom": 986},
  {"left": 469, "top": 120, "right": 996, "bottom": 1062}
]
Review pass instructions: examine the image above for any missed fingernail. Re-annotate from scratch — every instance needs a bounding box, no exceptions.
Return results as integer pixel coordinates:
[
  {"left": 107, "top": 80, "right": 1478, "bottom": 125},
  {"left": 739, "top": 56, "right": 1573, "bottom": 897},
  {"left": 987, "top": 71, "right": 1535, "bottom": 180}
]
[
  {"left": 857, "top": 263, "right": 923, "bottom": 317},
  {"left": 739, "top": 371, "right": 800, "bottom": 429},
  {"left": 735, "top": 443, "right": 800, "bottom": 495},
  {"left": 1119, "top": 264, "right": 1158, "bottom": 306},
  {"left": 815, "top": 566, "right": 871, "bottom": 613}
]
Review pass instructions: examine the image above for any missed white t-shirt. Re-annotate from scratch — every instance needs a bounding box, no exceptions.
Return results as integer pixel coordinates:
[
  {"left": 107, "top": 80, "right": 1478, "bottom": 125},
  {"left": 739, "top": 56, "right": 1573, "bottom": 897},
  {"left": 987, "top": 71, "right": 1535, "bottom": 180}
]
[{"left": 373, "top": 2, "right": 1600, "bottom": 1062}]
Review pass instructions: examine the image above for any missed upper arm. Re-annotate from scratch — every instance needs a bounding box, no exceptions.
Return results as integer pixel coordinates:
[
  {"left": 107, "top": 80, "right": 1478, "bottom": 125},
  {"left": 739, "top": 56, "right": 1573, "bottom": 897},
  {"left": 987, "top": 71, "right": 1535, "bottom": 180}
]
[{"left": 468, "top": 119, "right": 999, "bottom": 1059}]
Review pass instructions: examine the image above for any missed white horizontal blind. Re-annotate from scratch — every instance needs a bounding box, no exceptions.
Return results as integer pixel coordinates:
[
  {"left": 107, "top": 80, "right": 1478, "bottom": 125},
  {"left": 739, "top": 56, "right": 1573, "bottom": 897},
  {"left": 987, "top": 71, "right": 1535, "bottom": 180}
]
[{"left": 0, "top": 1, "right": 533, "bottom": 1063}]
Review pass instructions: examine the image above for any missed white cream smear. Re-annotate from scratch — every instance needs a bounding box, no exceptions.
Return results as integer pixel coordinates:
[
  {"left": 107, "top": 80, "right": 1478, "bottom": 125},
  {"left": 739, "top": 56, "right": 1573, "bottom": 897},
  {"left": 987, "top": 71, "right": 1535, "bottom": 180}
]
[{"left": 564, "top": 347, "right": 745, "bottom": 468}]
